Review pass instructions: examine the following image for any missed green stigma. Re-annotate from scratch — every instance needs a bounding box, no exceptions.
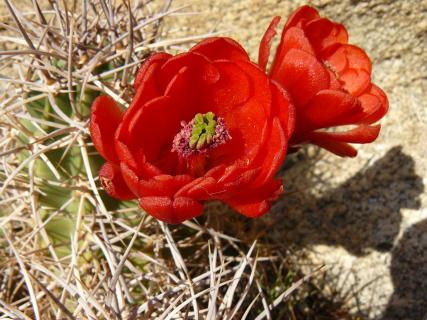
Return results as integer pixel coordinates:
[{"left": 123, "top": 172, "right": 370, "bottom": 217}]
[{"left": 189, "top": 112, "right": 217, "bottom": 150}]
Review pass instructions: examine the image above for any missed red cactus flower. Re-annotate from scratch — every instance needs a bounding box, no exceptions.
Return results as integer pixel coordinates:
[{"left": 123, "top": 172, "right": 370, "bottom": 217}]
[
  {"left": 259, "top": 5, "right": 388, "bottom": 157},
  {"left": 90, "top": 37, "right": 295, "bottom": 223}
]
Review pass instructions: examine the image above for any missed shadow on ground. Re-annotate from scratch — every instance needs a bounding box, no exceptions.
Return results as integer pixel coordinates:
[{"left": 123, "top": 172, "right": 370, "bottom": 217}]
[
  {"left": 208, "top": 146, "right": 425, "bottom": 318},
  {"left": 383, "top": 219, "right": 427, "bottom": 319},
  {"left": 269, "top": 146, "right": 425, "bottom": 319}
]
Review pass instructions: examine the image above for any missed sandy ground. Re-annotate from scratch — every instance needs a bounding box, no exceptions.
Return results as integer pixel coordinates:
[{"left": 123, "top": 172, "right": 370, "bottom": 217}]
[{"left": 1, "top": 0, "right": 426, "bottom": 319}]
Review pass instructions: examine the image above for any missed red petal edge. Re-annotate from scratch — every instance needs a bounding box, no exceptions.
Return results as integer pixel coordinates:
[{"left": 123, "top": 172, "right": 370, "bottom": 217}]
[
  {"left": 259, "top": 16, "right": 281, "bottom": 72},
  {"left": 90, "top": 96, "right": 123, "bottom": 163},
  {"left": 190, "top": 37, "right": 250, "bottom": 62},
  {"left": 134, "top": 52, "right": 172, "bottom": 90},
  {"left": 139, "top": 196, "right": 203, "bottom": 224},
  {"left": 99, "top": 162, "right": 135, "bottom": 200},
  {"left": 283, "top": 5, "right": 320, "bottom": 31},
  {"left": 226, "top": 180, "right": 283, "bottom": 218},
  {"left": 310, "top": 138, "right": 358, "bottom": 157}
]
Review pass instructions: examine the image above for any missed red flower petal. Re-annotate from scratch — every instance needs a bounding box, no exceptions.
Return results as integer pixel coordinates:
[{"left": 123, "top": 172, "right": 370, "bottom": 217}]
[
  {"left": 205, "top": 164, "right": 227, "bottom": 179},
  {"left": 324, "top": 46, "right": 348, "bottom": 74},
  {"left": 232, "top": 60, "right": 273, "bottom": 116},
  {"left": 271, "top": 81, "right": 295, "bottom": 138},
  {"left": 116, "top": 60, "right": 169, "bottom": 163},
  {"left": 225, "top": 179, "right": 283, "bottom": 218},
  {"left": 175, "top": 176, "right": 204, "bottom": 197},
  {"left": 90, "top": 96, "right": 123, "bottom": 163},
  {"left": 326, "top": 44, "right": 372, "bottom": 75},
  {"left": 158, "top": 52, "right": 220, "bottom": 91},
  {"left": 119, "top": 162, "right": 140, "bottom": 196},
  {"left": 172, "top": 197, "right": 204, "bottom": 222},
  {"left": 115, "top": 130, "right": 163, "bottom": 178},
  {"left": 340, "top": 68, "right": 371, "bottom": 96},
  {"left": 283, "top": 5, "right": 319, "bottom": 31},
  {"left": 139, "top": 196, "right": 172, "bottom": 222},
  {"left": 309, "top": 138, "right": 358, "bottom": 157},
  {"left": 251, "top": 117, "right": 287, "bottom": 188},
  {"left": 358, "top": 84, "right": 389, "bottom": 124},
  {"left": 138, "top": 175, "right": 193, "bottom": 197},
  {"left": 324, "top": 67, "right": 343, "bottom": 90},
  {"left": 126, "top": 96, "right": 181, "bottom": 166},
  {"left": 307, "top": 124, "right": 381, "bottom": 144},
  {"left": 265, "top": 6, "right": 387, "bottom": 158},
  {"left": 304, "top": 18, "right": 348, "bottom": 53},
  {"left": 272, "top": 48, "right": 330, "bottom": 107},
  {"left": 191, "top": 37, "right": 250, "bottom": 62},
  {"left": 217, "top": 161, "right": 248, "bottom": 184},
  {"left": 125, "top": 66, "right": 207, "bottom": 172},
  {"left": 164, "top": 66, "right": 202, "bottom": 110},
  {"left": 122, "top": 54, "right": 170, "bottom": 130},
  {"left": 300, "top": 89, "right": 363, "bottom": 130},
  {"left": 203, "top": 61, "right": 270, "bottom": 168},
  {"left": 99, "top": 162, "right": 135, "bottom": 200},
  {"left": 258, "top": 16, "right": 281, "bottom": 72},
  {"left": 115, "top": 136, "right": 137, "bottom": 168},
  {"left": 176, "top": 176, "right": 218, "bottom": 200},
  {"left": 202, "top": 61, "right": 251, "bottom": 112},
  {"left": 270, "top": 27, "right": 315, "bottom": 79},
  {"left": 229, "top": 199, "right": 271, "bottom": 218},
  {"left": 222, "top": 167, "right": 261, "bottom": 193},
  {"left": 134, "top": 52, "right": 171, "bottom": 90},
  {"left": 371, "top": 83, "right": 388, "bottom": 108},
  {"left": 139, "top": 196, "right": 203, "bottom": 224}
]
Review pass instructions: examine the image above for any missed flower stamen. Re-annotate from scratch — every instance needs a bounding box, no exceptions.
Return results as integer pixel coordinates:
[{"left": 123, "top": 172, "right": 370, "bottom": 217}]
[{"left": 172, "top": 112, "right": 231, "bottom": 158}]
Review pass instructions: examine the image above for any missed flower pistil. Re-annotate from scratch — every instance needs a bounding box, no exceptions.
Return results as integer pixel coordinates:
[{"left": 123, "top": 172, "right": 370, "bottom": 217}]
[{"left": 172, "top": 112, "right": 231, "bottom": 158}]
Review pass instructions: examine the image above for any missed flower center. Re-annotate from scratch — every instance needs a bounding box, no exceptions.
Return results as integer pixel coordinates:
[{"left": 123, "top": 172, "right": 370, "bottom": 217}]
[{"left": 172, "top": 112, "right": 231, "bottom": 158}]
